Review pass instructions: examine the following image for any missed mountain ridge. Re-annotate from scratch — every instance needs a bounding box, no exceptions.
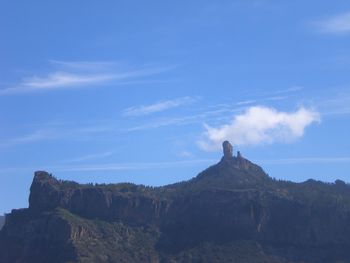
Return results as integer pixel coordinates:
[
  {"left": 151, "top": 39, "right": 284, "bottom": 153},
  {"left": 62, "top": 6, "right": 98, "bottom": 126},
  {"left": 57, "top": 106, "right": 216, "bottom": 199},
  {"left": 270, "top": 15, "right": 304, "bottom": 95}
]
[{"left": 1, "top": 141, "right": 350, "bottom": 263}]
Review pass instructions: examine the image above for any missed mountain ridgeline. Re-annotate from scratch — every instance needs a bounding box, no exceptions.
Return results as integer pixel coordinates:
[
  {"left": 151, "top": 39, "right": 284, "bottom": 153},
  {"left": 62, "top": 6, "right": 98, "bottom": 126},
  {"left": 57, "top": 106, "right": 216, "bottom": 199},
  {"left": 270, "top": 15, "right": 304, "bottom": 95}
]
[{"left": 1, "top": 141, "right": 350, "bottom": 263}]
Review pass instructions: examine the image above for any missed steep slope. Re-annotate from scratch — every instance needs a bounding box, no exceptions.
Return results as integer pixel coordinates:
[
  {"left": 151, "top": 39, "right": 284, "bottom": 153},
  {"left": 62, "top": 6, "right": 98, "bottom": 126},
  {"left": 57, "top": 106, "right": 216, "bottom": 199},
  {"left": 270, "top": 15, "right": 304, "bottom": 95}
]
[
  {"left": 1, "top": 141, "right": 350, "bottom": 263},
  {"left": 0, "top": 216, "right": 4, "bottom": 230}
]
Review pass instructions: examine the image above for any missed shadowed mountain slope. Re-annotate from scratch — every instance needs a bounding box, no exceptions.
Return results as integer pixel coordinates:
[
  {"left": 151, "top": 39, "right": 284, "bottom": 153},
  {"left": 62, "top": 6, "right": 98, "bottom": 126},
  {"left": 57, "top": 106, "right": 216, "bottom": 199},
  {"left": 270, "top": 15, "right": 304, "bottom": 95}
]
[
  {"left": 0, "top": 217, "right": 4, "bottom": 230},
  {"left": 1, "top": 141, "right": 350, "bottom": 263}
]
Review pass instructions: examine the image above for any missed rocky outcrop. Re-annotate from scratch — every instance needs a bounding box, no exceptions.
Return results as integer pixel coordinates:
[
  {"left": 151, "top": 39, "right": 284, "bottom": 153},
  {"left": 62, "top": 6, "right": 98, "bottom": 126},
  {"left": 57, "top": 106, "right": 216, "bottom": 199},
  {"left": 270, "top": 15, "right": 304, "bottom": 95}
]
[
  {"left": 1, "top": 141, "right": 350, "bottom": 263},
  {"left": 222, "top": 140, "right": 233, "bottom": 159},
  {"left": 29, "top": 171, "right": 170, "bottom": 225}
]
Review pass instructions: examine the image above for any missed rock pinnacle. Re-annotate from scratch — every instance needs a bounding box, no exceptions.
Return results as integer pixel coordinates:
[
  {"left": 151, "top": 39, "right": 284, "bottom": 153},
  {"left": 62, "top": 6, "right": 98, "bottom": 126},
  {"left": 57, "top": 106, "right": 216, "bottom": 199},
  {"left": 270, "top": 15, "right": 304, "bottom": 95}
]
[{"left": 222, "top": 141, "right": 233, "bottom": 159}]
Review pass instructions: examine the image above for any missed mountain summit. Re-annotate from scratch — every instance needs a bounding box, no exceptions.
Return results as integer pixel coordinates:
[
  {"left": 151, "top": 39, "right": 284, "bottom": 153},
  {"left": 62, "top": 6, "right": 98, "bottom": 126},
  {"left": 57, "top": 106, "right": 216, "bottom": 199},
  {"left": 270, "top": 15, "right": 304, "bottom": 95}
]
[
  {"left": 1, "top": 142, "right": 350, "bottom": 263},
  {"left": 187, "top": 141, "right": 270, "bottom": 191}
]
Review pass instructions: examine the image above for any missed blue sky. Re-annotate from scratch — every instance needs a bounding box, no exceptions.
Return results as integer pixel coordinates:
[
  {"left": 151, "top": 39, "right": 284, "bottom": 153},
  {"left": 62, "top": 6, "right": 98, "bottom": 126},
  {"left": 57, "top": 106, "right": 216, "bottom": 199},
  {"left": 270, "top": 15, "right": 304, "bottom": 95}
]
[{"left": 1, "top": 0, "right": 350, "bottom": 214}]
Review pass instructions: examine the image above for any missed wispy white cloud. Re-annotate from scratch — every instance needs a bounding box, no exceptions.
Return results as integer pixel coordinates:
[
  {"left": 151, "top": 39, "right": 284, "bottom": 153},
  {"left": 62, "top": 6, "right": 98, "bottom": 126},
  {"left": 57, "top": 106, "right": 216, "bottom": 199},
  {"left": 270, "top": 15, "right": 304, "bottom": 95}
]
[
  {"left": 124, "top": 116, "right": 195, "bottom": 131},
  {"left": 198, "top": 106, "right": 320, "bottom": 151},
  {"left": 313, "top": 12, "right": 350, "bottom": 34},
  {"left": 317, "top": 90, "right": 350, "bottom": 116},
  {"left": 0, "top": 158, "right": 218, "bottom": 175},
  {"left": 179, "top": 150, "right": 194, "bottom": 158},
  {"left": 123, "top": 96, "right": 197, "bottom": 116},
  {"left": 49, "top": 60, "right": 118, "bottom": 71},
  {"left": 235, "top": 87, "right": 297, "bottom": 107},
  {"left": 275, "top": 86, "right": 303, "bottom": 94},
  {"left": 236, "top": 100, "right": 257, "bottom": 106},
  {"left": 3, "top": 156, "right": 350, "bottom": 175},
  {"left": 63, "top": 151, "right": 114, "bottom": 163},
  {"left": 2, "top": 110, "right": 211, "bottom": 147},
  {"left": 264, "top": 96, "right": 287, "bottom": 101},
  {"left": 22, "top": 72, "right": 116, "bottom": 89},
  {"left": 0, "top": 61, "right": 173, "bottom": 95},
  {"left": 0, "top": 123, "right": 116, "bottom": 147},
  {"left": 51, "top": 159, "right": 216, "bottom": 172},
  {"left": 258, "top": 157, "right": 350, "bottom": 165},
  {"left": 124, "top": 106, "right": 239, "bottom": 132},
  {"left": 0, "top": 130, "right": 59, "bottom": 147},
  {"left": 237, "top": 96, "right": 286, "bottom": 106}
]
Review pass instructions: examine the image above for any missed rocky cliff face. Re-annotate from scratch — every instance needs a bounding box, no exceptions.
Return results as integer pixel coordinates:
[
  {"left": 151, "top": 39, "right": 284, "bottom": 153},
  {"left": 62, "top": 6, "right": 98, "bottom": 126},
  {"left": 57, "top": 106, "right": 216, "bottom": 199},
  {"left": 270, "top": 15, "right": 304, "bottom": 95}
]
[
  {"left": 1, "top": 142, "right": 350, "bottom": 263},
  {"left": 29, "top": 171, "right": 169, "bottom": 225},
  {"left": 0, "top": 216, "right": 4, "bottom": 230}
]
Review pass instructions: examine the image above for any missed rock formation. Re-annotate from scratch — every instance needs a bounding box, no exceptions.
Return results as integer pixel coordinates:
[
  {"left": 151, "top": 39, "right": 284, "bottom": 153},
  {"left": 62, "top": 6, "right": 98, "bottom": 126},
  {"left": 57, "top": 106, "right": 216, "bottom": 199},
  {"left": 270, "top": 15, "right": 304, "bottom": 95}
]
[
  {"left": 1, "top": 143, "right": 350, "bottom": 262},
  {"left": 222, "top": 140, "right": 233, "bottom": 159}
]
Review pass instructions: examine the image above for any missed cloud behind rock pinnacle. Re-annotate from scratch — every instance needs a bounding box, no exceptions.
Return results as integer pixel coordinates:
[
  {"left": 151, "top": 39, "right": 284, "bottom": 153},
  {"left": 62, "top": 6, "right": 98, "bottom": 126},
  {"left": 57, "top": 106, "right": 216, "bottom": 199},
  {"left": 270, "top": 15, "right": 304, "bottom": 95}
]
[{"left": 199, "top": 106, "right": 320, "bottom": 151}]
